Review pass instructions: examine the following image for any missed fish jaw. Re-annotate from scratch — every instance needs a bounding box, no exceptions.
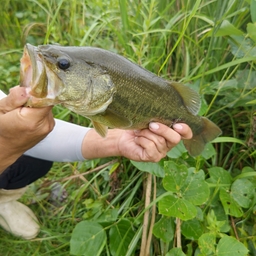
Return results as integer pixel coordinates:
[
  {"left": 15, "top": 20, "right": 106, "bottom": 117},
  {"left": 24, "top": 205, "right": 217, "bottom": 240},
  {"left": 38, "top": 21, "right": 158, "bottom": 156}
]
[{"left": 20, "top": 44, "right": 63, "bottom": 107}]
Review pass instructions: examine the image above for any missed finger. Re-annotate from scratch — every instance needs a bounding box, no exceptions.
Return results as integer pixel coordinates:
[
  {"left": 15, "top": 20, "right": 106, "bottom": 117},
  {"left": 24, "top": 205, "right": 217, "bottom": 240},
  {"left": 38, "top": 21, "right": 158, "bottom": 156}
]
[
  {"left": 19, "top": 106, "right": 55, "bottom": 134},
  {"left": 134, "top": 136, "right": 165, "bottom": 162},
  {"left": 0, "top": 86, "right": 28, "bottom": 113},
  {"left": 172, "top": 123, "right": 193, "bottom": 139},
  {"left": 135, "top": 128, "right": 170, "bottom": 154},
  {"left": 20, "top": 106, "right": 53, "bottom": 120},
  {"left": 148, "top": 122, "right": 182, "bottom": 145}
]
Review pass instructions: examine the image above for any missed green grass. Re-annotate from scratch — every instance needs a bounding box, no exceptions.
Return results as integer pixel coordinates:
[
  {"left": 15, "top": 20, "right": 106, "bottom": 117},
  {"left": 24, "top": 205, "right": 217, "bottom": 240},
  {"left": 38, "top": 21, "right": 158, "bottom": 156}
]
[{"left": 0, "top": 0, "right": 255, "bottom": 255}]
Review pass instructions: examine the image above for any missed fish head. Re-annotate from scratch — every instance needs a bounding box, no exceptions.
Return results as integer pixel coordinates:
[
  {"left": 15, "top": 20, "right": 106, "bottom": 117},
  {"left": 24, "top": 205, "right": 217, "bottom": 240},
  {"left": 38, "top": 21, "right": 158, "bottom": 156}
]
[{"left": 20, "top": 44, "right": 115, "bottom": 115}]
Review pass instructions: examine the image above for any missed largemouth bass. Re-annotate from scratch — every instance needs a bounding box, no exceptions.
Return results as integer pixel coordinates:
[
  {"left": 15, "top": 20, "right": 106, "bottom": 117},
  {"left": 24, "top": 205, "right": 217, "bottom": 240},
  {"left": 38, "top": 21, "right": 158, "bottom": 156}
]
[{"left": 20, "top": 44, "right": 222, "bottom": 156}]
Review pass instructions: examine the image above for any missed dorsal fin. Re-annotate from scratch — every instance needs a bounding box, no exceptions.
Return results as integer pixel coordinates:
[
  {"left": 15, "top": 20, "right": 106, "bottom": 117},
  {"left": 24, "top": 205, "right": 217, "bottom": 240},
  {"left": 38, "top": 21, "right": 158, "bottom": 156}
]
[{"left": 169, "top": 81, "right": 201, "bottom": 115}]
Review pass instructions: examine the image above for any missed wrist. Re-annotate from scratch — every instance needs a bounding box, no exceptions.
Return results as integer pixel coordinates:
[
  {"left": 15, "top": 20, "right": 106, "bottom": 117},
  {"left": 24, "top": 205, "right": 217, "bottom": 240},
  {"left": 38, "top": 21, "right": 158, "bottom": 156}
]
[{"left": 81, "top": 128, "right": 123, "bottom": 159}]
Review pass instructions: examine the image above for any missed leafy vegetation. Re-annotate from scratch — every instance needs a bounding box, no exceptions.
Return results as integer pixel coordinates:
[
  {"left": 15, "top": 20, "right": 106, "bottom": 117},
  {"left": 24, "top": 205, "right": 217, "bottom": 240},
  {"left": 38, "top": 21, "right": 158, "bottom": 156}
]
[{"left": 0, "top": 0, "right": 255, "bottom": 255}]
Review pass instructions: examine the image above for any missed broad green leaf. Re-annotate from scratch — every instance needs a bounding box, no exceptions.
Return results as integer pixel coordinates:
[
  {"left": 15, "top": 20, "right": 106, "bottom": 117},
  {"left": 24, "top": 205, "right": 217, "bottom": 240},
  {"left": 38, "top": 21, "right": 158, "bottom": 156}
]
[
  {"left": 207, "top": 167, "right": 232, "bottom": 189},
  {"left": 251, "top": 0, "right": 256, "bottom": 23},
  {"left": 235, "top": 166, "right": 256, "bottom": 181},
  {"left": 181, "top": 218, "right": 203, "bottom": 240},
  {"left": 231, "top": 179, "right": 255, "bottom": 208},
  {"left": 202, "top": 79, "right": 238, "bottom": 96},
  {"left": 163, "top": 161, "right": 188, "bottom": 192},
  {"left": 109, "top": 219, "right": 135, "bottom": 256},
  {"left": 201, "top": 143, "right": 216, "bottom": 159},
  {"left": 198, "top": 96, "right": 208, "bottom": 116},
  {"left": 183, "top": 169, "right": 210, "bottom": 205},
  {"left": 70, "top": 221, "right": 106, "bottom": 256},
  {"left": 131, "top": 160, "right": 165, "bottom": 177},
  {"left": 95, "top": 208, "right": 119, "bottom": 223},
  {"left": 219, "top": 188, "right": 243, "bottom": 217},
  {"left": 247, "top": 23, "right": 256, "bottom": 43},
  {"left": 216, "top": 236, "right": 249, "bottom": 256},
  {"left": 215, "top": 20, "right": 243, "bottom": 37},
  {"left": 237, "top": 166, "right": 256, "bottom": 186},
  {"left": 236, "top": 69, "right": 256, "bottom": 90},
  {"left": 229, "top": 35, "right": 256, "bottom": 58},
  {"left": 198, "top": 233, "right": 216, "bottom": 255},
  {"left": 153, "top": 216, "right": 174, "bottom": 242},
  {"left": 158, "top": 194, "right": 197, "bottom": 220},
  {"left": 166, "top": 248, "right": 186, "bottom": 256},
  {"left": 160, "top": 164, "right": 209, "bottom": 220},
  {"left": 167, "top": 141, "right": 187, "bottom": 158}
]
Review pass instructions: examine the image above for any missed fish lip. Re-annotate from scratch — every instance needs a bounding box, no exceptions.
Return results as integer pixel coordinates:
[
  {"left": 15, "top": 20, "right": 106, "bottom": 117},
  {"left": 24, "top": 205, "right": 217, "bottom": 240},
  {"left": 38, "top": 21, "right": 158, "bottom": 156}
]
[{"left": 20, "top": 43, "right": 48, "bottom": 99}]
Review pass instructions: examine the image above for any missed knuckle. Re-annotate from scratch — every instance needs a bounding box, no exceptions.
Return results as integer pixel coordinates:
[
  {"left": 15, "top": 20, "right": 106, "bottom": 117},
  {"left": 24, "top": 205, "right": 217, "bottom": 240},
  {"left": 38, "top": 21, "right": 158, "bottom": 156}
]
[
  {"left": 26, "top": 119, "right": 55, "bottom": 136},
  {"left": 158, "top": 136, "right": 166, "bottom": 145},
  {"left": 41, "top": 119, "right": 55, "bottom": 135}
]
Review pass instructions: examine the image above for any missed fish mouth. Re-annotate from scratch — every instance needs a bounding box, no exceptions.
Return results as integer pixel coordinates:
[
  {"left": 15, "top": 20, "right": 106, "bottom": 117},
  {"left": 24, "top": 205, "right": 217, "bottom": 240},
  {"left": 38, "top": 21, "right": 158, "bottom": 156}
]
[{"left": 20, "top": 43, "right": 61, "bottom": 107}]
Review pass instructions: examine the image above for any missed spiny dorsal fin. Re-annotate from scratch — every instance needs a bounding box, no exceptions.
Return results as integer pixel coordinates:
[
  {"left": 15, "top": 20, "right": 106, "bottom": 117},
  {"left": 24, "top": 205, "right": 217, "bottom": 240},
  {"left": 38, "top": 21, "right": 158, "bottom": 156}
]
[{"left": 169, "top": 81, "right": 201, "bottom": 115}]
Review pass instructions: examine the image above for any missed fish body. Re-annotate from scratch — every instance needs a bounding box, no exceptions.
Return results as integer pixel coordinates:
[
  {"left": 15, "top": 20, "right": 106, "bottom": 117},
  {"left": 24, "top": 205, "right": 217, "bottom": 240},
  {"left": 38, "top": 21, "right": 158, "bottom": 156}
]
[{"left": 20, "top": 44, "right": 222, "bottom": 156}]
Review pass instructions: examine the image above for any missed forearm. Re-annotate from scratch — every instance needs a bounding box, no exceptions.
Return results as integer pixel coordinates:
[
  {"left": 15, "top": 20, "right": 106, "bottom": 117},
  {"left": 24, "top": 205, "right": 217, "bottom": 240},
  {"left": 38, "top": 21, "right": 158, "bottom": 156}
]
[{"left": 81, "top": 128, "right": 122, "bottom": 159}]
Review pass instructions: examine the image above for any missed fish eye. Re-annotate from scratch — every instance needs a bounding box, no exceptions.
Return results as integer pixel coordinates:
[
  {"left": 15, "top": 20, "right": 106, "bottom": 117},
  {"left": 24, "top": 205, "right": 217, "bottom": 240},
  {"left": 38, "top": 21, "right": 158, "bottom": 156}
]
[{"left": 57, "top": 58, "right": 70, "bottom": 70}]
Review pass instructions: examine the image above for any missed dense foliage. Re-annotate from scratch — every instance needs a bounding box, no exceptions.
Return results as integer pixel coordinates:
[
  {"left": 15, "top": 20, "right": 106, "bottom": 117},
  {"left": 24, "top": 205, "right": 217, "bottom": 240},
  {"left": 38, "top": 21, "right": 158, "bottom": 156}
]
[{"left": 0, "top": 0, "right": 255, "bottom": 255}]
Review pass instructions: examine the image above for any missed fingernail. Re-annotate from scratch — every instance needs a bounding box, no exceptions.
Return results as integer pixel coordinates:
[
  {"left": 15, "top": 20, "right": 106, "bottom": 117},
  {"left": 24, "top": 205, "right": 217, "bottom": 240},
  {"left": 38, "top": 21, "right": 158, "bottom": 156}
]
[
  {"left": 149, "top": 122, "right": 159, "bottom": 130},
  {"left": 173, "top": 124, "right": 183, "bottom": 130}
]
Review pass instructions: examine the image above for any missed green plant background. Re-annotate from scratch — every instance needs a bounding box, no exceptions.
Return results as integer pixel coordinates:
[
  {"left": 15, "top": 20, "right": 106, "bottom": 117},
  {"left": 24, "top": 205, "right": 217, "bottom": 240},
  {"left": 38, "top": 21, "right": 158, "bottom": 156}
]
[{"left": 0, "top": 0, "right": 255, "bottom": 255}]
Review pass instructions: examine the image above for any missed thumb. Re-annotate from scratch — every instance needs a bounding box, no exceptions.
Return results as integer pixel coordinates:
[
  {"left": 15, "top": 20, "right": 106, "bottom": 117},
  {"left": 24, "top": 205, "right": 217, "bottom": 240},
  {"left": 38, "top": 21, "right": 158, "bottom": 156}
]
[
  {"left": 0, "top": 86, "right": 29, "bottom": 113},
  {"left": 19, "top": 105, "right": 54, "bottom": 121}
]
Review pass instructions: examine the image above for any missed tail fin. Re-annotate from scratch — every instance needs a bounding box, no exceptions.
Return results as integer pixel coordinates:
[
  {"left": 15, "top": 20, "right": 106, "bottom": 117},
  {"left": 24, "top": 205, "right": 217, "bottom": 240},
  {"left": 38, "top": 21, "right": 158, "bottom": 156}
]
[{"left": 183, "top": 117, "right": 222, "bottom": 157}]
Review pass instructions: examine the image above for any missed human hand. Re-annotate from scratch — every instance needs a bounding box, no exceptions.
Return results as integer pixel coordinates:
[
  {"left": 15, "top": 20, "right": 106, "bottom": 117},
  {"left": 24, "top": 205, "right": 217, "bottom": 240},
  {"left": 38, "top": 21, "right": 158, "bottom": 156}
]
[
  {"left": 117, "top": 122, "right": 193, "bottom": 162},
  {"left": 0, "top": 86, "right": 55, "bottom": 172},
  {"left": 82, "top": 122, "right": 192, "bottom": 162}
]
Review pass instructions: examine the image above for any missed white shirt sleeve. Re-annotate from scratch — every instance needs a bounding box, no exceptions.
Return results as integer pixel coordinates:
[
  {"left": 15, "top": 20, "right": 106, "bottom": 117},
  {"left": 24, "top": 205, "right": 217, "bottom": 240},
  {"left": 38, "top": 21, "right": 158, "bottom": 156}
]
[
  {"left": 0, "top": 90, "right": 7, "bottom": 99},
  {"left": 0, "top": 89, "right": 91, "bottom": 162},
  {"left": 25, "top": 119, "right": 91, "bottom": 162}
]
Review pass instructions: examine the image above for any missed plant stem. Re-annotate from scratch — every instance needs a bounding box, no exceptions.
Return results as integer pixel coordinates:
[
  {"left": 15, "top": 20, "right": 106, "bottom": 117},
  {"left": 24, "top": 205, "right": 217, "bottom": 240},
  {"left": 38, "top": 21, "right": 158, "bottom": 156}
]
[
  {"left": 176, "top": 217, "right": 182, "bottom": 248},
  {"left": 231, "top": 216, "right": 240, "bottom": 241},
  {"left": 145, "top": 176, "right": 156, "bottom": 255},
  {"left": 140, "top": 173, "right": 152, "bottom": 256}
]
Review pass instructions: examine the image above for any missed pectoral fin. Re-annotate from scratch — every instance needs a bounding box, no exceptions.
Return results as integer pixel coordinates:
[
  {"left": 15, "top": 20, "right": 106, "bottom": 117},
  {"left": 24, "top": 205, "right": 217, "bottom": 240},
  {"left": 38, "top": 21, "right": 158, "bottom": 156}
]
[
  {"left": 104, "top": 109, "right": 132, "bottom": 128},
  {"left": 92, "top": 120, "right": 108, "bottom": 137},
  {"left": 91, "top": 109, "right": 131, "bottom": 137}
]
